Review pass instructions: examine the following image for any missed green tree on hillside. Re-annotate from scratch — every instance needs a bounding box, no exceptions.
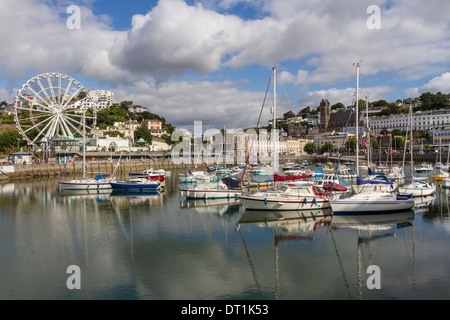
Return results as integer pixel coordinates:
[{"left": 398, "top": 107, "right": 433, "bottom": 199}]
[{"left": 134, "top": 124, "right": 152, "bottom": 144}]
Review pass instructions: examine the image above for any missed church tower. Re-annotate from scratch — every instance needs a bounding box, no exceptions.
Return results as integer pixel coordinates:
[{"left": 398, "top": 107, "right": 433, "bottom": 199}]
[{"left": 319, "top": 99, "right": 330, "bottom": 133}]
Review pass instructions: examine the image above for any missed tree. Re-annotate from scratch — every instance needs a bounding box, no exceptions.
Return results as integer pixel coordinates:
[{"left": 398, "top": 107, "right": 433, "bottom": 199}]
[
  {"left": 134, "top": 124, "right": 152, "bottom": 144},
  {"left": 0, "top": 131, "right": 23, "bottom": 152},
  {"left": 392, "top": 137, "right": 404, "bottom": 150},
  {"left": 283, "top": 110, "right": 296, "bottom": 119},
  {"left": 331, "top": 102, "right": 345, "bottom": 110},
  {"left": 345, "top": 139, "right": 356, "bottom": 152},
  {"left": 320, "top": 142, "right": 334, "bottom": 154},
  {"left": 370, "top": 138, "right": 379, "bottom": 150},
  {"left": 304, "top": 142, "right": 316, "bottom": 154}
]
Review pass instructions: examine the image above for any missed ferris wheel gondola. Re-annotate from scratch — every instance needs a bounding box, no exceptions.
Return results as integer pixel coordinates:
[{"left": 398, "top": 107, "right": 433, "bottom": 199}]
[{"left": 13, "top": 72, "right": 97, "bottom": 147}]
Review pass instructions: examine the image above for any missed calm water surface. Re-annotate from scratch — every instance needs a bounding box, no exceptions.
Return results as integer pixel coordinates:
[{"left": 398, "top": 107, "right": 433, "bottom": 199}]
[{"left": 1, "top": 171, "right": 450, "bottom": 300}]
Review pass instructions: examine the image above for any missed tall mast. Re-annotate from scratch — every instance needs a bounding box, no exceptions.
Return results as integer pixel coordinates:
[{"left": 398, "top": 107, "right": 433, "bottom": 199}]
[
  {"left": 365, "top": 96, "right": 369, "bottom": 169},
  {"left": 410, "top": 104, "right": 413, "bottom": 174},
  {"left": 82, "top": 110, "right": 86, "bottom": 179},
  {"left": 355, "top": 62, "right": 360, "bottom": 177},
  {"left": 272, "top": 66, "right": 279, "bottom": 173}
]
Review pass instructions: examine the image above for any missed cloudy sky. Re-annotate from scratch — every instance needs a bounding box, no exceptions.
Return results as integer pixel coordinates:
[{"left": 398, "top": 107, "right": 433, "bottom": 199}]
[{"left": 1, "top": 0, "right": 450, "bottom": 130}]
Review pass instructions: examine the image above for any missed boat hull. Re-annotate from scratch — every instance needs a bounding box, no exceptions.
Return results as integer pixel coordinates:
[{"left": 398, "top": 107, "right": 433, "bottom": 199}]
[
  {"left": 330, "top": 195, "right": 414, "bottom": 215},
  {"left": 181, "top": 188, "right": 241, "bottom": 199},
  {"left": 398, "top": 186, "right": 436, "bottom": 196},
  {"left": 110, "top": 182, "right": 160, "bottom": 192},
  {"left": 59, "top": 180, "right": 112, "bottom": 190},
  {"left": 440, "top": 179, "right": 450, "bottom": 189},
  {"left": 238, "top": 195, "right": 330, "bottom": 211}
]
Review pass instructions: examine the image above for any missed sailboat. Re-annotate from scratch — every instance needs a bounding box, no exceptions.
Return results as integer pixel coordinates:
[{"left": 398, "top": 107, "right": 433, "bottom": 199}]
[
  {"left": 329, "top": 63, "right": 414, "bottom": 214},
  {"left": 59, "top": 111, "right": 116, "bottom": 190},
  {"left": 110, "top": 119, "right": 162, "bottom": 192},
  {"left": 398, "top": 105, "right": 436, "bottom": 196}
]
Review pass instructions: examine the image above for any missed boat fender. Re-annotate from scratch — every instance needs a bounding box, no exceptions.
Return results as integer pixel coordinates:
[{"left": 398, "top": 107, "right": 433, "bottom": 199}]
[
  {"left": 264, "top": 198, "right": 268, "bottom": 205},
  {"left": 304, "top": 197, "right": 307, "bottom": 204},
  {"left": 313, "top": 198, "right": 317, "bottom": 205},
  {"left": 264, "top": 218, "right": 268, "bottom": 225}
]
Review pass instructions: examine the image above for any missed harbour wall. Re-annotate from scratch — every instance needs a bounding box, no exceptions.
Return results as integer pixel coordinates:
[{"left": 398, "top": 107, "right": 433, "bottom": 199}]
[{"left": 0, "top": 153, "right": 441, "bottom": 181}]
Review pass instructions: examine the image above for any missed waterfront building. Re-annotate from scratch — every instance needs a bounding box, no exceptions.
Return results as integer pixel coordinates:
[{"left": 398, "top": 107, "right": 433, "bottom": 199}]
[
  {"left": 11, "top": 151, "right": 31, "bottom": 165},
  {"left": 432, "top": 126, "right": 450, "bottom": 146},
  {"left": 370, "top": 109, "right": 450, "bottom": 133}
]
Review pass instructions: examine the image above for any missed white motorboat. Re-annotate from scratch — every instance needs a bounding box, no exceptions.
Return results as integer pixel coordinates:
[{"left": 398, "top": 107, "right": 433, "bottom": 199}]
[
  {"left": 415, "top": 163, "right": 434, "bottom": 173},
  {"left": 180, "top": 176, "right": 242, "bottom": 199},
  {"left": 238, "top": 181, "right": 331, "bottom": 211},
  {"left": 330, "top": 192, "right": 414, "bottom": 215},
  {"left": 398, "top": 180, "right": 436, "bottom": 197},
  {"left": 439, "top": 177, "right": 450, "bottom": 190}
]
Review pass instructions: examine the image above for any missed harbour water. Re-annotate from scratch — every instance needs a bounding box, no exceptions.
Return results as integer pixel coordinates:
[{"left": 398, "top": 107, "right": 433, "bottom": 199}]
[{"left": 1, "top": 170, "right": 450, "bottom": 300}]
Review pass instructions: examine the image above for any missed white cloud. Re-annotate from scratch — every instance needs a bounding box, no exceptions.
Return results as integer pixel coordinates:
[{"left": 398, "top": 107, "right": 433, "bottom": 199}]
[
  {"left": 297, "top": 86, "right": 393, "bottom": 109},
  {"left": 1, "top": 0, "right": 450, "bottom": 129},
  {"left": 114, "top": 79, "right": 272, "bottom": 130},
  {"left": 110, "top": 0, "right": 246, "bottom": 76},
  {"left": 404, "top": 72, "right": 450, "bottom": 98}
]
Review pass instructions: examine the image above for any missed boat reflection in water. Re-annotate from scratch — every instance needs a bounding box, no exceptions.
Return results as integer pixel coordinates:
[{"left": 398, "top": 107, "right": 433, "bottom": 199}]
[
  {"left": 237, "top": 208, "right": 333, "bottom": 235},
  {"left": 412, "top": 194, "right": 436, "bottom": 214},
  {"left": 330, "top": 210, "right": 415, "bottom": 235},
  {"left": 237, "top": 208, "right": 333, "bottom": 299},
  {"left": 58, "top": 188, "right": 113, "bottom": 201},
  {"left": 329, "top": 209, "right": 416, "bottom": 299},
  {"left": 180, "top": 198, "right": 241, "bottom": 217}
]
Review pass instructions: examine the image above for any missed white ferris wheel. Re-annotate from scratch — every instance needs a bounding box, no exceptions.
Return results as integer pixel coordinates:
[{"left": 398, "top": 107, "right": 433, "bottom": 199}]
[{"left": 13, "top": 72, "right": 97, "bottom": 147}]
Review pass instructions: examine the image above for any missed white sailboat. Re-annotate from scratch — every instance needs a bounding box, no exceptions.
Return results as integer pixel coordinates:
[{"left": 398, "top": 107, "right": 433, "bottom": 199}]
[
  {"left": 59, "top": 111, "right": 115, "bottom": 190},
  {"left": 398, "top": 104, "right": 436, "bottom": 196},
  {"left": 329, "top": 63, "right": 414, "bottom": 214}
]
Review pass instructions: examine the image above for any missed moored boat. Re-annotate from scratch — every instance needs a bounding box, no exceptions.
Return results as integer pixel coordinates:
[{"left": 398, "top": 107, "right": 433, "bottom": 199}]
[
  {"left": 330, "top": 193, "right": 414, "bottom": 215},
  {"left": 415, "top": 163, "right": 434, "bottom": 173},
  {"left": 59, "top": 175, "right": 115, "bottom": 190},
  {"left": 110, "top": 178, "right": 161, "bottom": 192},
  {"left": 180, "top": 176, "right": 242, "bottom": 199},
  {"left": 238, "top": 181, "right": 331, "bottom": 211},
  {"left": 398, "top": 179, "right": 436, "bottom": 197}
]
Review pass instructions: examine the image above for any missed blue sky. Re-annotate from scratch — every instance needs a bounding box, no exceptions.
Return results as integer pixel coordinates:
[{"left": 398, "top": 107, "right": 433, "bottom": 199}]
[{"left": 1, "top": 0, "right": 450, "bottom": 129}]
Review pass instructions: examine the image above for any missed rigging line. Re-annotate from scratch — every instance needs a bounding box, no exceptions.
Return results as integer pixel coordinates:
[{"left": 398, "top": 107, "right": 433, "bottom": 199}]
[
  {"left": 239, "top": 230, "right": 264, "bottom": 295},
  {"left": 330, "top": 229, "right": 353, "bottom": 299},
  {"left": 241, "top": 72, "right": 272, "bottom": 183},
  {"left": 329, "top": 104, "right": 354, "bottom": 194}
]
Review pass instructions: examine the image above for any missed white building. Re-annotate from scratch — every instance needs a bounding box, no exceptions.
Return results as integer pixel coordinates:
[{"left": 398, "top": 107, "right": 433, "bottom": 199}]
[
  {"left": 87, "top": 136, "right": 130, "bottom": 152},
  {"left": 81, "top": 90, "right": 116, "bottom": 109},
  {"left": 129, "top": 105, "right": 148, "bottom": 113},
  {"left": 370, "top": 109, "right": 450, "bottom": 133}
]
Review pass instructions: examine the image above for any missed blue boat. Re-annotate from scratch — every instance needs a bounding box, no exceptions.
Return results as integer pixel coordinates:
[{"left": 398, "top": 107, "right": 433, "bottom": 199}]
[{"left": 110, "top": 178, "right": 161, "bottom": 192}]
